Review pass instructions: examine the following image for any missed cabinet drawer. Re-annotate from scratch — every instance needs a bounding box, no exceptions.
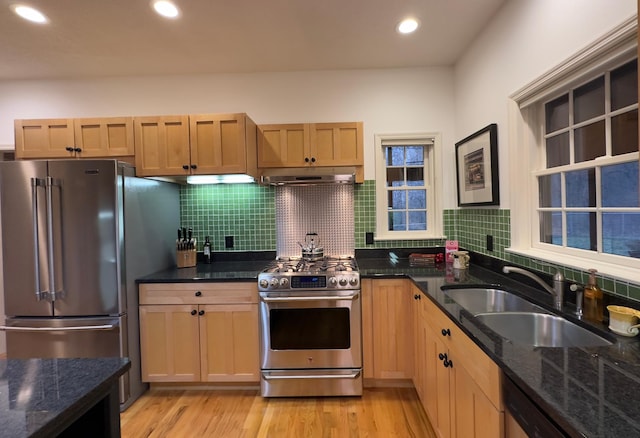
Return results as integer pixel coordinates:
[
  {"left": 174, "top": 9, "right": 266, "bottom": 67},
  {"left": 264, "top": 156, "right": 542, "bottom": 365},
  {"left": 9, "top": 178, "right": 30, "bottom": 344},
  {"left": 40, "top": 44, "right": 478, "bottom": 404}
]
[
  {"left": 139, "top": 282, "right": 258, "bottom": 305},
  {"left": 423, "top": 294, "right": 502, "bottom": 410}
]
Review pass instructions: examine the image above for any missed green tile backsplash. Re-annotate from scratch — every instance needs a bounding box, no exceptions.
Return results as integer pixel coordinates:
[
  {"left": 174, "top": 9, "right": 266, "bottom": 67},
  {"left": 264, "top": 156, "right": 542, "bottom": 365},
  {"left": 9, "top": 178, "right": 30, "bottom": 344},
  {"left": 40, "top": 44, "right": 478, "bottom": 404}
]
[{"left": 180, "top": 180, "right": 639, "bottom": 302}]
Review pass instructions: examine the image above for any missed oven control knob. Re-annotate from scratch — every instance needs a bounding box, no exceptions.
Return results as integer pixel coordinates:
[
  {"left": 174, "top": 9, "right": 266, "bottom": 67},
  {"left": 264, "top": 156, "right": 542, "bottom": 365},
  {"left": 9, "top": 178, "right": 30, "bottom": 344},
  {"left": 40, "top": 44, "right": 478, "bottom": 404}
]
[
  {"left": 328, "top": 277, "right": 338, "bottom": 287},
  {"left": 259, "top": 279, "right": 269, "bottom": 289},
  {"left": 339, "top": 277, "right": 348, "bottom": 286},
  {"left": 279, "top": 277, "right": 289, "bottom": 287},
  {"left": 270, "top": 278, "right": 280, "bottom": 288},
  {"left": 349, "top": 277, "right": 359, "bottom": 287}
]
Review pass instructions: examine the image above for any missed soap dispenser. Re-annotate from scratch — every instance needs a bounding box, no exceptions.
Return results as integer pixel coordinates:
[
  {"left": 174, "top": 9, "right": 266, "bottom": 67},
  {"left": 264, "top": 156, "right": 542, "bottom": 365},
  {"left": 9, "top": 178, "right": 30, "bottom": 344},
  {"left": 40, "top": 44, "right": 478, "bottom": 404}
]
[{"left": 583, "top": 268, "right": 604, "bottom": 322}]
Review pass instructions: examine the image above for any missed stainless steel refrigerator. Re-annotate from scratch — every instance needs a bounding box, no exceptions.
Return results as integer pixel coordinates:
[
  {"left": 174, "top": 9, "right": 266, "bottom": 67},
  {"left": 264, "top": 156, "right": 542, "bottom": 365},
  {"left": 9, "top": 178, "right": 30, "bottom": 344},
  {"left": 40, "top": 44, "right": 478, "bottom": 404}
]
[{"left": 0, "top": 159, "right": 179, "bottom": 409}]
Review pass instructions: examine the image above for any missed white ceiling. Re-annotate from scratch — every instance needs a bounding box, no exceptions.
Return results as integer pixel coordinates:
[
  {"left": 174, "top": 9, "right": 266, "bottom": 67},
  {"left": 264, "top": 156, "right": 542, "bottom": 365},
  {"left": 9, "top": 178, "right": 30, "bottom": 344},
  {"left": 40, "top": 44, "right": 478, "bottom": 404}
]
[{"left": 0, "top": 0, "right": 506, "bottom": 81}]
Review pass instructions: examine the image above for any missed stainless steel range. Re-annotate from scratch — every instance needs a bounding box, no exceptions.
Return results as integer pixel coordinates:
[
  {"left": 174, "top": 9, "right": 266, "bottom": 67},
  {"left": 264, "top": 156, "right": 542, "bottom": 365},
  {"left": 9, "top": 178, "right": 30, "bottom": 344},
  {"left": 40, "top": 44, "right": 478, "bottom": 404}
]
[{"left": 258, "top": 256, "right": 362, "bottom": 397}]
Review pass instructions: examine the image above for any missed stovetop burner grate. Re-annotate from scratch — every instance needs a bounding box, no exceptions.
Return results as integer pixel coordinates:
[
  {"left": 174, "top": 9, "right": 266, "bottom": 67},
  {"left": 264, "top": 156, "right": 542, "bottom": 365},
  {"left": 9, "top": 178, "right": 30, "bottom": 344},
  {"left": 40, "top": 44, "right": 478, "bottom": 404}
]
[{"left": 264, "top": 256, "right": 358, "bottom": 274}]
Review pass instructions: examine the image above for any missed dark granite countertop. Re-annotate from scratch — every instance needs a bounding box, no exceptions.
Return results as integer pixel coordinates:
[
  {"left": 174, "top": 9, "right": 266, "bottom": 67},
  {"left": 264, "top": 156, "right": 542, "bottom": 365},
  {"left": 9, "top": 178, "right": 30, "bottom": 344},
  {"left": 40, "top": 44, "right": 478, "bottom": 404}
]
[
  {"left": 0, "top": 357, "right": 131, "bottom": 437},
  {"left": 136, "top": 250, "right": 640, "bottom": 437}
]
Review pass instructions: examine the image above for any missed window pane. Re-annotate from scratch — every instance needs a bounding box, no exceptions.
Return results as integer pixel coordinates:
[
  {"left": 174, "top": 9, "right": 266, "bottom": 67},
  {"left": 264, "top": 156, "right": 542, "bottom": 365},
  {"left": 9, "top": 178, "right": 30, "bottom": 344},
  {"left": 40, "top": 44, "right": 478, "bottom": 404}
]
[
  {"left": 603, "top": 213, "right": 640, "bottom": 258},
  {"left": 540, "top": 211, "right": 562, "bottom": 245},
  {"left": 388, "top": 211, "right": 406, "bottom": 231},
  {"left": 602, "top": 161, "right": 639, "bottom": 207},
  {"left": 386, "top": 147, "right": 404, "bottom": 166},
  {"left": 546, "top": 132, "right": 570, "bottom": 168},
  {"left": 566, "top": 212, "right": 596, "bottom": 251},
  {"left": 388, "top": 190, "right": 406, "bottom": 209},
  {"left": 407, "top": 189, "right": 426, "bottom": 209},
  {"left": 539, "top": 174, "right": 561, "bottom": 208},
  {"left": 408, "top": 211, "right": 427, "bottom": 231},
  {"left": 405, "top": 146, "right": 424, "bottom": 166},
  {"left": 386, "top": 168, "right": 404, "bottom": 187},
  {"left": 545, "top": 94, "right": 569, "bottom": 133},
  {"left": 566, "top": 168, "right": 595, "bottom": 208},
  {"left": 407, "top": 167, "right": 424, "bottom": 186},
  {"left": 611, "top": 59, "right": 638, "bottom": 111},
  {"left": 611, "top": 110, "right": 638, "bottom": 156},
  {"left": 574, "top": 120, "right": 605, "bottom": 162},
  {"left": 574, "top": 76, "right": 605, "bottom": 123}
]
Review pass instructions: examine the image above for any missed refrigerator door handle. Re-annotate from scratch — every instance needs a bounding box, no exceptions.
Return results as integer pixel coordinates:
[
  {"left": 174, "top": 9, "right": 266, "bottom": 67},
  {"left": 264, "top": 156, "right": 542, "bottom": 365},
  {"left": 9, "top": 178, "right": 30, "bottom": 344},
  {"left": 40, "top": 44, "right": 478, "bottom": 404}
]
[
  {"left": 46, "top": 176, "right": 63, "bottom": 301},
  {"left": 0, "top": 324, "right": 116, "bottom": 332},
  {"left": 31, "top": 177, "right": 47, "bottom": 301}
]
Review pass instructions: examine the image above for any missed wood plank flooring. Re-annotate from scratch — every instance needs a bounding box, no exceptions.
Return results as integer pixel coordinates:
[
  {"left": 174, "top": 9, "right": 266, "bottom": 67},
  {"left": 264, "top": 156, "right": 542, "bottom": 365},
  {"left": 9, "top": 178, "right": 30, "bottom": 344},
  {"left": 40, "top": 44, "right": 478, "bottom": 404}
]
[{"left": 121, "top": 387, "right": 436, "bottom": 438}]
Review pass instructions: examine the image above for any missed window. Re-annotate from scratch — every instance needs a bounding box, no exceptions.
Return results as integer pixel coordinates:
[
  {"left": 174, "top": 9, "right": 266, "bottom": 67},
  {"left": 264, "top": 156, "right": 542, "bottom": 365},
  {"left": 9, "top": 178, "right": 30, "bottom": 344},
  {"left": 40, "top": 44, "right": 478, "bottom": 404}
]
[
  {"left": 509, "top": 19, "right": 639, "bottom": 277},
  {"left": 536, "top": 59, "right": 639, "bottom": 259},
  {"left": 374, "top": 133, "right": 442, "bottom": 240}
]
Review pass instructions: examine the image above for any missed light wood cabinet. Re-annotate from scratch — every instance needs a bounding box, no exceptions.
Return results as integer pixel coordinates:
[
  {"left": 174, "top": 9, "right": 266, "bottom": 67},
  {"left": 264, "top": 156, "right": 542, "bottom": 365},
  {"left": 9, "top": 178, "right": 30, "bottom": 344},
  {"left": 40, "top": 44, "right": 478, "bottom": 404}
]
[
  {"left": 413, "top": 283, "right": 504, "bottom": 438},
  {"left": 257, "top": 121, "right": 364, "bottom": 180},
  {"left": 366, "top": 278, "right": 414, "bottom": 380},
  {"left": 139, "top": 282, "right": 259, "bottom": 383},
  {"left": 134, "top": 113, "right": 257, "bottom": 177},
  {"left": 15, "top": 117, "right": 134, "bottom": 159}
]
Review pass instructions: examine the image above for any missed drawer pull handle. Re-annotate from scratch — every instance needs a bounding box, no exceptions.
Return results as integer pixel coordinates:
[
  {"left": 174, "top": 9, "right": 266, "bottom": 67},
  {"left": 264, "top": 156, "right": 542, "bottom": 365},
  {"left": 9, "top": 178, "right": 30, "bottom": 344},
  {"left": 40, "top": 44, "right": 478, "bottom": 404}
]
[
  {"left": 195, "top": 291, "right": 202, "bottom": 297},
  {"left": 441, "top": 328, "right": 451, "bottom": 336},
  {"left": 414, "top": 294, "right": 421, "bottom": 300},
  {"left": 191, "top": 309, "right": 197, "bottom": 316}
]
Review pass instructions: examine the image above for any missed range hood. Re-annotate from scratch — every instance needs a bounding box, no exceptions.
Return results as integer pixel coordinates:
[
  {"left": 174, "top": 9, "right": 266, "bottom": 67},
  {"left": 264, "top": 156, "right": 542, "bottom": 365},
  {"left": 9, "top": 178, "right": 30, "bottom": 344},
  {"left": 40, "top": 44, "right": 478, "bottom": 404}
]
[{"left": 260, "top": 166, "right": 356, "bottom": 185}]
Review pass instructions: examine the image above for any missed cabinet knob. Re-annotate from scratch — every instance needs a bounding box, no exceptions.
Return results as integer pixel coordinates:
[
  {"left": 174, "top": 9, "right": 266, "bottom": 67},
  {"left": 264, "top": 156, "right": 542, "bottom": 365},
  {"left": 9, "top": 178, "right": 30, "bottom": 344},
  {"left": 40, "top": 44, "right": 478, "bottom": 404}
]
[
  {"left": 304, "top": 157, "right": 310, "bottom": 163},
  {"left": 183, "top": 165, "right": 189, "bottom": 170},
  {"left": 310, "top": 157, "right": 316, "bottom": 163},
  {"left": 195, "top": 291, "right": 202, "bottom": 297},
  {"left": 414, "top": 294, "right": 421, "bottom": 300},
  {"left": 198, "top": 310, "right": 205, "bottom": 316},
  {"left": 438, "top": 353, "right": 446, "bottom": 361},
  {"left": 443, "top": 358, "right": 453, "bottom": 368},
  {"left": 74, "top": 147, "right": 82, "bottom": 153},
  {"left": 190, "top": 309, "right": 197, "bottom": 316},
  {"left": 441, "top": 328, "right": 451, "bottom": 337},
  {"left": 190, "top": 164, "right": 197, "bottom": 169},
  {"left": 65, "top": 146, "right": 74, "bottom": 152}
]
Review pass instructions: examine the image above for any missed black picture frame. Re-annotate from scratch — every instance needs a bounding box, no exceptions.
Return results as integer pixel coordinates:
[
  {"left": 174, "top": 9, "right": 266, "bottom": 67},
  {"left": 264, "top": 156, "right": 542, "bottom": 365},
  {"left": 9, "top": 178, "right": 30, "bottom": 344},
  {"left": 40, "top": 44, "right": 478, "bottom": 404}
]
[{"left": 455, "top": 123, "right": 499, "bottom": 207}]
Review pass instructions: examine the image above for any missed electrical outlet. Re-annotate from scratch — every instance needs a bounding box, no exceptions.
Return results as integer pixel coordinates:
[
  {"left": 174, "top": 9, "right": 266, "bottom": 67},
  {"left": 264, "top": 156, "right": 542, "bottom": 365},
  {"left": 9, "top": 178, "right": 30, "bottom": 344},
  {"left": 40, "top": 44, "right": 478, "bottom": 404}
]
[
  {"left": 365, "top": 232, "right": 374, "bottom": 245},
  {"left": 225, "top": 236, "right": 234, "bottom": 249},
  {"left": 486, "top": 235, "right": 494, "bottom": 251}
]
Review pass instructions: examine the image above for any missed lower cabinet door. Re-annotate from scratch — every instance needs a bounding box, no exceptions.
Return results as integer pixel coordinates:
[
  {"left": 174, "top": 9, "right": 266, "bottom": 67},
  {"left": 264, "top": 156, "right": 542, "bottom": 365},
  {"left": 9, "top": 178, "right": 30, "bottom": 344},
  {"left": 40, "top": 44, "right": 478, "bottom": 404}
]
[
  {"left": 424, "top": 328, "right": 451, "bottom": 438},
  {"left": 453, "top": 360, "right": 504, "bottom": 437},
  {"left": 199, "top": 304, "right": 260, "bottom": 382},
  {"left": 139, "top": 305, "right": 201, "bottom": 382}
]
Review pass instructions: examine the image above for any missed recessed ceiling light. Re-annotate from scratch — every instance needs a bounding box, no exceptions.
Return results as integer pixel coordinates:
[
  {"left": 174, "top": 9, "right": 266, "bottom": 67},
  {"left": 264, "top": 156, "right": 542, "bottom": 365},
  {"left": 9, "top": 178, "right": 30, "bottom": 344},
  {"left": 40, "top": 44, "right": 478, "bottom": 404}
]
[
  {"left": 11, "top": 4, "right": 48, "bottom": 24},
  {"left": 152, "top": 0, "right": 180, "bottom": 19},
  {"left": 397, "top": 18, "right": 419, "bottom": 34}
]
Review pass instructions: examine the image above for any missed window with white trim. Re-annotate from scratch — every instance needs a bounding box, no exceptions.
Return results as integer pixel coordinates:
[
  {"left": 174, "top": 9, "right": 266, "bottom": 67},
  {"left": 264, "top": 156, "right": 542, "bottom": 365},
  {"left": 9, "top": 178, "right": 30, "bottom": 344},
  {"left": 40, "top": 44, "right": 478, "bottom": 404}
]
[
  {"left": 508, "top": 19, "right": 640, "bottom": 276},
  {"left": 374, "top": 133, "right": 442, "bottom": 240},
  {"left": 537, "top": 59, "right": 639, "bottom": 259}
]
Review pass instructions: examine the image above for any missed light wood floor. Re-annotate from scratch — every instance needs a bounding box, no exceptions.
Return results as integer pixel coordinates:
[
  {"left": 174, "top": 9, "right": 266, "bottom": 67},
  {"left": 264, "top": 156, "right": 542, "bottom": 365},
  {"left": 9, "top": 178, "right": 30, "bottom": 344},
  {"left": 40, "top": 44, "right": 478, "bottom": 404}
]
[{"left": 121, "top": 387, "right": 436, "bottom": 438}]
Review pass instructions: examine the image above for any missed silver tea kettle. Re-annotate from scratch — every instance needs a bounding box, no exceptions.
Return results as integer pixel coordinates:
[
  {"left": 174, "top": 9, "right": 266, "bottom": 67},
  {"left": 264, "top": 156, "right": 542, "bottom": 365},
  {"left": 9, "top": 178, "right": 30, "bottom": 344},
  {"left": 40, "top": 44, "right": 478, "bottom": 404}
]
[{"left": 299, "top": 232, "right": 324, "bottom": 261}]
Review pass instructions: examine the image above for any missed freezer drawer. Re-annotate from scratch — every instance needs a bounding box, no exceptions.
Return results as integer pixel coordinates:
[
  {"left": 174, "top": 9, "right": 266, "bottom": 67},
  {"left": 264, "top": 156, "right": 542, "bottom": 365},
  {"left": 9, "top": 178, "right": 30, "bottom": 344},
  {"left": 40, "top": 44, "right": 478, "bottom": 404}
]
[{"left": 2, "top": 316, "right": 130, "bottom": 403}]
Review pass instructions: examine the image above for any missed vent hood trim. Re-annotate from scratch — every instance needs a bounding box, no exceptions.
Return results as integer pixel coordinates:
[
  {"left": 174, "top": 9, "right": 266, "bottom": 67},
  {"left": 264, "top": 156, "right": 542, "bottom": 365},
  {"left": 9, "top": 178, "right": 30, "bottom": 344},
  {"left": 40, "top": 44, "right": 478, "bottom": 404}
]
[{"left": 260, "top": 166, "right": 356, "bottom": 186}]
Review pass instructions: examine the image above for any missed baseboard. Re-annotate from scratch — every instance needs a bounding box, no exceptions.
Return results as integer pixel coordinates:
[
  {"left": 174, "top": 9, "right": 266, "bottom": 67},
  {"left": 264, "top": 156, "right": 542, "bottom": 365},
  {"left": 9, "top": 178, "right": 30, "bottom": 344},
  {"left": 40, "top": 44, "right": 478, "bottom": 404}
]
[
  {"left": 149, "top": 382, "right": 260, "bottom": 391},
  {"left": 364, "top": 378, "right": 414, "bottom": 388}
]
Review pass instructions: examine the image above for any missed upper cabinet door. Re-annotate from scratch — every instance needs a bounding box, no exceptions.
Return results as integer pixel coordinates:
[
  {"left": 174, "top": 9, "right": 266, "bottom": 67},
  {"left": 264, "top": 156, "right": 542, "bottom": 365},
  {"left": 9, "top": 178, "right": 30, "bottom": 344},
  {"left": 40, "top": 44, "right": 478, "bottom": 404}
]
[
  {"left": 190, "top": 113, "right": 257, "bottom": 176},
  {"left": 310, "top": 122, "right": 364, "bottom": 166},
  {"left": 257, "top": 124, "right": 309, "bottom": 167},
  {"left": 74, "top": 117, "right": 135, "bottom": 158},
  {"left": 134, "top": 115, "right": 190, "bottom": 176},
  {"left": 14, "top": 118, "right": 76, "bottom": 159}
]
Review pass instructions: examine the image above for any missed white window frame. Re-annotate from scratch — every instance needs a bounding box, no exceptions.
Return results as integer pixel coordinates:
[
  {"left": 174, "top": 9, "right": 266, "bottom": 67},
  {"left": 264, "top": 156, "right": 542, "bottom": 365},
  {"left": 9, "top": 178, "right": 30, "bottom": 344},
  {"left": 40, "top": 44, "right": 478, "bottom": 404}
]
[
  {"left": 374, "top": 132, "right": 443, "bottom": 240},
  {"left": 508, "top": 16, "right": 639, "bottom": 281}
]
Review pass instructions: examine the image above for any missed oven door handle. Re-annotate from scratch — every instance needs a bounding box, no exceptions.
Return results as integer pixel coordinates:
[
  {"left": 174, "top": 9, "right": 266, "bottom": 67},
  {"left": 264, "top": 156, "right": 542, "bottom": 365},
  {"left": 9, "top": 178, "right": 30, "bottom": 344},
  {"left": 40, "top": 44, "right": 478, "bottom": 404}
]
[
  {"left": 262, "top": 371, "right": 361, "bottom": 380},
  {"left": 260, "top": 292, "right": 359, "bottom": 302}
]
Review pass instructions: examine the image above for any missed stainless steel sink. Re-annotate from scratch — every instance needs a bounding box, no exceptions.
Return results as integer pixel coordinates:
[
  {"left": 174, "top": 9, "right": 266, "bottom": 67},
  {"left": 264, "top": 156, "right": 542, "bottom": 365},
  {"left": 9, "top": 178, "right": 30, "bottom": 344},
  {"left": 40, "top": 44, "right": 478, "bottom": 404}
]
[
  {"left": 444, "top": 288, "right": 548, "bottom": 315},
  {"left": 475, "top": 312, "right": 612, "bottom": 347}
]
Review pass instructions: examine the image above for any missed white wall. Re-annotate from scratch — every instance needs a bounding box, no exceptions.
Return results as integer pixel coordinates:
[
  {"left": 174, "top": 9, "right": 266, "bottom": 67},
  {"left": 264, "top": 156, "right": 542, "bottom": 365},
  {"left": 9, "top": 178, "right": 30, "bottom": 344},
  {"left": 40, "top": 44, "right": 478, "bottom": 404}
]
[
  {"left": 454, "top": 0, "right": 637, "bottom": 208},
  {"left": 0, "top": 67, "right": 456, "bottom": 196}
]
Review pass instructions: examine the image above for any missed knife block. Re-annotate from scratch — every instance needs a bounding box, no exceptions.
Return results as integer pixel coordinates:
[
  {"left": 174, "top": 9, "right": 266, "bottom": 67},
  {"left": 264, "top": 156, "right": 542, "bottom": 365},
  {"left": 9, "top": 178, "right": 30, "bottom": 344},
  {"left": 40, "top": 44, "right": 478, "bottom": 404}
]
[{"left": 176, "top": 249, "right": 197, "bottom": 268}]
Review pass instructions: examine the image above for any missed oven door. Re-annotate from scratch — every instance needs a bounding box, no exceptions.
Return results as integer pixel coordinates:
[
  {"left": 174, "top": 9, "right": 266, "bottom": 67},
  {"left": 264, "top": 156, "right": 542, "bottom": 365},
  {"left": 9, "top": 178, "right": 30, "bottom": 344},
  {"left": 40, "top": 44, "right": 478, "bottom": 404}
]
[{"left": 259, "top": 289, "right": 362, "bottom": 370}]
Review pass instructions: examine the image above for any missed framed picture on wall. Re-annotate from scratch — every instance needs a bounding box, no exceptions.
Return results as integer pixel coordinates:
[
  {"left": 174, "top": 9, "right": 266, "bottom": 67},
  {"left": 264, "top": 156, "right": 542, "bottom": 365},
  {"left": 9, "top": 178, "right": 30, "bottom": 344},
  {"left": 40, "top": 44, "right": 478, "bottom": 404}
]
[{"left": 455, "top": 123, "right": 499, "bottom": 207}]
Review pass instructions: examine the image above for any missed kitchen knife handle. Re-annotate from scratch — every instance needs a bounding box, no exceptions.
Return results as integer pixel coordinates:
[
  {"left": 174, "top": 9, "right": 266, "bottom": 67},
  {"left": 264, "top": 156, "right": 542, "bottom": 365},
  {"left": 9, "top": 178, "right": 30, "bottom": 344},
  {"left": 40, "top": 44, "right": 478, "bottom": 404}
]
[{"left": 31, "top": 178, "right": 46, "bottom": 301}]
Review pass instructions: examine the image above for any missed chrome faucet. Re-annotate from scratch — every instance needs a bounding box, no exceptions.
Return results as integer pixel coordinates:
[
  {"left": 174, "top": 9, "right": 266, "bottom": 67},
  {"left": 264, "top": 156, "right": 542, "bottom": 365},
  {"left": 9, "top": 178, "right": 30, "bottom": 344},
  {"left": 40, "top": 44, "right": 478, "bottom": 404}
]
[
  {"left": 502, "top": 266, "right": 565, "bottom": 310},
  {"left": 570, "top": 283, "right": 584, "bottom": 318}
]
